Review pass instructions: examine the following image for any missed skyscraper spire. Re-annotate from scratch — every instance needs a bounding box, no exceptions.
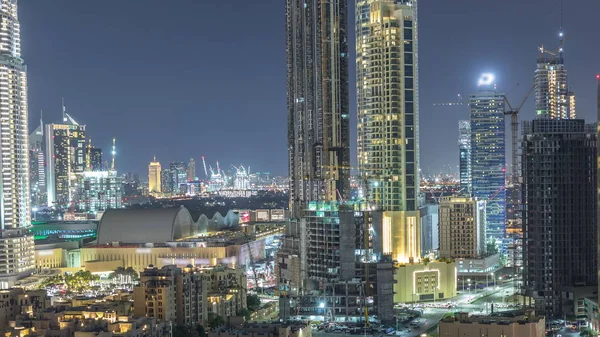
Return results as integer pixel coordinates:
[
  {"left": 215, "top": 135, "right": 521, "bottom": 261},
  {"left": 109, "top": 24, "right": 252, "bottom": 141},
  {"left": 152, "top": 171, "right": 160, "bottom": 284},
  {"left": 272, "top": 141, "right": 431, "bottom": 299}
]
[{"left": 111, "top": 138, "right": 116, "bottom": 171}]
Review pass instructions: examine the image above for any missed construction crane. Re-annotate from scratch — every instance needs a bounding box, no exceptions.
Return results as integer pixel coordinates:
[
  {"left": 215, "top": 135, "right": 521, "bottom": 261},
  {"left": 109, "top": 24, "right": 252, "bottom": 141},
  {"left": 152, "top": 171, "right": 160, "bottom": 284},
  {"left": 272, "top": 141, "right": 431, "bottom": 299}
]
[
  {"left": 201, "top": 156, "right": 209, "bottom": 178},
  {"left": 503, "top": 84, "right": 534, "bottom": 184}
]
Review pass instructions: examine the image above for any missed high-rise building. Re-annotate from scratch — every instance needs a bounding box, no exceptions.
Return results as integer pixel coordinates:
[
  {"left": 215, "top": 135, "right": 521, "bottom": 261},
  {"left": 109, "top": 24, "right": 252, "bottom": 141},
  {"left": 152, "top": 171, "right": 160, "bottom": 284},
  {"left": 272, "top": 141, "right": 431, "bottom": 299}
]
[
  {"left": 75, "top": 171, "right": 123, "bottom": 214},
  {"left": 522, "top": 118, "right": 597, "bottom": 317},
  {"left": 148, "top": 157, "right": 162, "bottom": 194},
  {"left": 0, "top": 0, "right": 35, "bottom": 287},
  {"left": 458, "top": 120, "right": 471, "bottom": 195},
  {"left": 187, "top": 157, "right": 196, "bottom": 181},
  {"left": 278, "top": 201, "right": 394, "bottom": 322},
  {"left": 439, "top": 196, "right": 486, "bottom": 259},
  {"left": 286, "top": 0, "right": 350, "bottom": 217},
  {"left": 45, "top": 107, "right": 86, "bottom": 208},
  {"left": 534, "top": 51, "right": 574, "bottom": 119},
  {"left": 85, "top": 142, "right": 102, "bottom": 171},
  {"left": 420, "top": 204, "right": 439, "bottom": 255},
  {"left": 356, "top": 0, "right": 420, "bottom": 264},
  {"left": 29, "top": 114, "right": 45, "bottom": 207},
  {"left": 169, "top": 161, "right": 187, "bottom": 195},
  {"left": 469, "top": 77, "right": 505, "bottom": 243}
]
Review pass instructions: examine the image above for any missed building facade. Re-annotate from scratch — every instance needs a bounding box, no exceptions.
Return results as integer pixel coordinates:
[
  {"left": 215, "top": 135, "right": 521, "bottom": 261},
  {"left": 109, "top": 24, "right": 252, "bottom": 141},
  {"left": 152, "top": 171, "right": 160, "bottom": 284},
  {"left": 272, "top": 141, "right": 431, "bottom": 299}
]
[
  {"left": 278, "top": 201, "right": 394, "bottom": 323},
  {"left": 522, "top": 118, "right": 597, "bottom": 317},
  {"left": 75, "top": 171, "right": 123, "bottom": 214},
  {"left": 0, "top": 0, "right": 35, "bottom": 287},
  {"left": 134, "top": 265, "right": 246, "bottom": 325},
  {"left": 438, "top": 311, "right": 545, "bottom": 337},
  {"left": 45, "top": 117, "right": 86, "bottom": 208},
  {"left": 187, "top": 157, "right": 196, "bottom": 181},
  {"left": 469, "top": 83, "right": 505, "bottom": 243},
  {"left": 420, "top": 204, "right": 438, "bottom": 255},
  {"left": 458, "top": 120, "right": 471, "bottom": 195},
  {"left": 148, "top": 157, "right": 162, "bottom": 194},
  {"left": 438, "top": 196, "right": 486, "bottom": 259},
  {"left": 534, "top": 52, "right": 574, "bottom": 119},
  {"left": 286, "top": 0, "right": 350, "bottom": 217},
  {"left": 169, "top": 161, "right": 187, "bottom": 195},
  {"left": 29, "top": 116, "right": 45, "bottom": 207}
]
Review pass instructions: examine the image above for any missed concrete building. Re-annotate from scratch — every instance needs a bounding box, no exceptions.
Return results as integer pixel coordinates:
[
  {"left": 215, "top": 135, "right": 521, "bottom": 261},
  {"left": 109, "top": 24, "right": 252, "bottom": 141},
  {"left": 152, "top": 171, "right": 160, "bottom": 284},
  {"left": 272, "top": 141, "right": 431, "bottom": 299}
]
[
  {"left": 278, "top": 202, "right": 394, "bottom": 323},
  {"left": 522, "top": 118, "right": 597, "bottom": 318},
  {"left": 470, "top": 76, "right": 506, "bottom": 243},
  {"left": 439, "top": 196, "right": 486, "bottom": 259},
  {"left": 286, "top": 0, "right": 350, "bottom": 217},
  {"left": 458, "top": 120, "right": 472, "bottom": 195},
  {"left": 133, "top": 264, "right": 246, "bottom": 325},
  {"left": 208, "top": 318, "right": 311, "bottom": 337},
  {"left": 148, "top": 157, "right": 162, "bottom": 194},
  {"left": 0, "top": 229, "right": 35, "bottom": 288},
  {"left": 438, "top": 311, "right": 545, "bottom": 337},
  {"left": 394, "top": 260, "right": 457, "bottom": 303},
  {"left": 0, "top": 288, "right": 49, "bottom": 329}
]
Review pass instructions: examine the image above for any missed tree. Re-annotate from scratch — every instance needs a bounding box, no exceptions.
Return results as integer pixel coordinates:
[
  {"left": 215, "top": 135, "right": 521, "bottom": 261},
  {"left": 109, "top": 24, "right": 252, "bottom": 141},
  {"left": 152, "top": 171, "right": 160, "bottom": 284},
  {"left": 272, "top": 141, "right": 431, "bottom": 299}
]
[
  {"left": 486, "top": 239, "right": 498, "bottom": 256},
  {"left": 247, "top": 294, "right": 261, "bottom": 312},
  {"left": 195, "top": 324, "right": 206, "bottom": 337},
  {"left": 237, "top": 308, "right": 251, "bottom": 319},
  {"left": 207, "top": 313, "right": 225, "bottom": 329},
  {"left": 173, "top": 324, "right": 199, "bottom": 337}
]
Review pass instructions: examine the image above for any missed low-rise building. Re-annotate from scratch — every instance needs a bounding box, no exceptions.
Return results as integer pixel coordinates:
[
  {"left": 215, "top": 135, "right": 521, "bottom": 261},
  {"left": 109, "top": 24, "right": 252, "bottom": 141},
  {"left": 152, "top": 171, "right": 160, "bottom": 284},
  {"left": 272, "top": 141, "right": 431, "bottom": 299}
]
[
  {"left": 133, "top": 264, "right": 246, "bottom": 325},
  {"left": 208, "top": 317, "right": 311, "bottom": 337},
  {"left": 438, "top": 311, "right": 545, "bottom": 337},
  {"left": 394, "top": 260, "right": 457, "bottom": 303},
  {"left": 0, "top": 289, "right": 49, "bottom": 329}
]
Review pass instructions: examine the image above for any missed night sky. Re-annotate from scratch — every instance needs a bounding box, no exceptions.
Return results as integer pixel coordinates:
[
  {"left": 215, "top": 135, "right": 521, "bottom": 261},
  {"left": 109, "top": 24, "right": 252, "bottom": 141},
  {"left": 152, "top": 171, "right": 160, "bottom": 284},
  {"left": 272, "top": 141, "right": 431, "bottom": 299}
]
[{"left": 20, "top": 0, "right": 600, "bottom": 178}]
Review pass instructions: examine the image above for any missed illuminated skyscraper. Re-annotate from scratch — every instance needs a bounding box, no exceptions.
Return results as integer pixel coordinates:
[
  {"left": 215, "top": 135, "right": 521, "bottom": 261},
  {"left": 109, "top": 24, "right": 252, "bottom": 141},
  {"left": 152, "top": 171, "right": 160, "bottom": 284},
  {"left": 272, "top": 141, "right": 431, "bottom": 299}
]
[
  {"left": 29, "top": 114, "right": 45, "bottom": 207},
  {"left": 286, "top": 0, "right": 350, "bottom": 217},
  {"left": 356, "top": 0, "right": 420, "bottom": 263},
  {"left": 458, "top": 120, "right": 471, "bottom": 195},
  {"left": 535, "top": 51, "right": 574, "bottom": 119},
  {"left": 187, "top": 157, "right": 196, "bottom": 181},
  {"left": 0, "top": 0, "right": 35, "bottom": 287},
  {"left": 469, "top": 75, "right": 505, "bottom": 242},
  {"left": 45, "top": 106, "right": 86, "bottom": 208},
  {"left": 148, "top": 157, "right": 162, "bottom": 194}
]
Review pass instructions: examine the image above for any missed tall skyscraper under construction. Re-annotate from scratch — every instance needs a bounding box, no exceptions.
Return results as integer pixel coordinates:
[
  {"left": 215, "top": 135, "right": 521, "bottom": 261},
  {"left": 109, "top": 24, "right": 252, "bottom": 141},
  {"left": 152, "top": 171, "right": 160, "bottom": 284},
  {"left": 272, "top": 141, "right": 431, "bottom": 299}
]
[
  {"left": 469, "top": 76, "right": 506, "bottom": 243},
  {"left": 535, "top": 47, "right": 575, "bottom": 119},
  {"left": 0, "top": 0, "right": 35, "bottom": 287},
  {"left": 356, "top": 0, "right": 420, "bottom": 264},
  {"left": 45, "top": 105, "right": 86, "bottom": 209},
  {"left": 286, "top": 0, "right": 350, "bottom": 217}
]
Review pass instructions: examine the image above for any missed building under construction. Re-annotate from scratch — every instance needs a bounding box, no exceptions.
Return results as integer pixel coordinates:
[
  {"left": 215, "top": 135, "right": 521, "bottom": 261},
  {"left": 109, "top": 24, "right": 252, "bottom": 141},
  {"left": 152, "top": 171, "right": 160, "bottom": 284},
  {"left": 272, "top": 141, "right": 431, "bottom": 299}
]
[{"left": 277, "top": 201, "right": 394, "bottom": 323}]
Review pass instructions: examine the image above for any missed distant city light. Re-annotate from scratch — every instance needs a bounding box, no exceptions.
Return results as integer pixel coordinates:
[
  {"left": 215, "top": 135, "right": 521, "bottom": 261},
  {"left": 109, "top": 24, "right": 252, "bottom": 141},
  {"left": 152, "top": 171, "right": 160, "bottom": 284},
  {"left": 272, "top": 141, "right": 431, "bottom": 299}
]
[
  {"left": 478, "top": 73, "right": 495, "bottom": 86},
  {"left": 319, "top": 302, "right": 325, "bottom": 308}
]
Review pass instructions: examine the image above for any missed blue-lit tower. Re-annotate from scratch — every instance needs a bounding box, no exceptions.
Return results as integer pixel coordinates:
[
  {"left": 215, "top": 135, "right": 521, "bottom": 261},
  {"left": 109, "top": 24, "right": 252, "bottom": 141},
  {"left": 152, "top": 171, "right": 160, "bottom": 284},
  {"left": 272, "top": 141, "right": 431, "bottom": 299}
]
[{"left": 470, "top": 74, "right": 506, "bottom": 244}]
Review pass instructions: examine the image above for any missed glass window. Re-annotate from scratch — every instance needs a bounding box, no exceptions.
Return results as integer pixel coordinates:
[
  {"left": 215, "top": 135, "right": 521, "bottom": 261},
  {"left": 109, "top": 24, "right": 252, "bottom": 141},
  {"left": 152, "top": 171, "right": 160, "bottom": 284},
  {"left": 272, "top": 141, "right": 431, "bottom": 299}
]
[{"left": 405, "top": 90, "right": 414, "bottom": 102}]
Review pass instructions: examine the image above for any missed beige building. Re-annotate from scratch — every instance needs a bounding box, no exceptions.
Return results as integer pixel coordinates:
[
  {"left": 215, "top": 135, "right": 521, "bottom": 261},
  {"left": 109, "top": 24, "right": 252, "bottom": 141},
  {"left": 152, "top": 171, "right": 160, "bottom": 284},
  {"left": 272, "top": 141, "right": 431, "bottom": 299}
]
[
  {"left": 0, "top": 289, "right": 49, "bottom": 330},
  {"left": 438, "top": 311, "right": 545, "bottom": 337},
  {"left": 148, "top": 156, "right": 162, "bottom": 194},
  {"left": 394, "top": 260, "right": 456, "bottom": 303},
  {"left": 439, "top": 196, "right": 486, "bottom": 259},
  {"left": 134, "top": 265, "right": 246, "bottom": 325}
]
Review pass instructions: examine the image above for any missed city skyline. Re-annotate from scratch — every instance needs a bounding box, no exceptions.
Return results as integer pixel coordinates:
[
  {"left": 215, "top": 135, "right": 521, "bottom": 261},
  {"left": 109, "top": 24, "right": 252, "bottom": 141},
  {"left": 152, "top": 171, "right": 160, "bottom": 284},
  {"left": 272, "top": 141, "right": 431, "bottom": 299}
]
[{"left": 19, "top": 0, "right": 600, "bottom": 176}]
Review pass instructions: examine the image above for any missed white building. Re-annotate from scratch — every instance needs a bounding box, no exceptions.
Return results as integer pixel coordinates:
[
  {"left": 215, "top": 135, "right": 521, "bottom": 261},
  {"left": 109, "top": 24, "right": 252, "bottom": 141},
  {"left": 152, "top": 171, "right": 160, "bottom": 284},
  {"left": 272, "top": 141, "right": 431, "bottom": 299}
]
[{"left": 0, "top": 0, "right": 35, "bottom": 287}]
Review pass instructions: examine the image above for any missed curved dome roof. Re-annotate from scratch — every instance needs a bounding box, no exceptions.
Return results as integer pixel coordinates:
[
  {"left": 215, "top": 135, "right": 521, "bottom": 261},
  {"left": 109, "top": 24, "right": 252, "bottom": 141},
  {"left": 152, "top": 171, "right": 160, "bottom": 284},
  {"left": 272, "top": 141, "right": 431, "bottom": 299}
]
[{"left": 97, "top": 207, "right": 195, "bottom": 244}]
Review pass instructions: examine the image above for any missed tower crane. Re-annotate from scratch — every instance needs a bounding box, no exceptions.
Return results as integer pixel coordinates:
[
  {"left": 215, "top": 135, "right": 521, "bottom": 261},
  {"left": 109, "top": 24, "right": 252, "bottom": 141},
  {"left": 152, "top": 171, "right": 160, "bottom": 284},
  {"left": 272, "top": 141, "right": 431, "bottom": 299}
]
[
  {"left": 503, "top": 84, "right": 534, "bottom": 184},
  {"left": 201, "top": 156, "right": 209, "bottom": 178}
]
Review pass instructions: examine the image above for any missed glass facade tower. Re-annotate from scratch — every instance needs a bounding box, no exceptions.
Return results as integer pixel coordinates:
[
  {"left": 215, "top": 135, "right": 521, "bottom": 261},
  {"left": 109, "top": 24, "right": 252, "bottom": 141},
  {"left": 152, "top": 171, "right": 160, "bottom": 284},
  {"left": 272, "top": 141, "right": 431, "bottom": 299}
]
[
  {"left": 470, "top": 86, "right": 506, "bottom": 242},
  {"left": 458, "top": 120, "right": 471, "bottom": 195}
]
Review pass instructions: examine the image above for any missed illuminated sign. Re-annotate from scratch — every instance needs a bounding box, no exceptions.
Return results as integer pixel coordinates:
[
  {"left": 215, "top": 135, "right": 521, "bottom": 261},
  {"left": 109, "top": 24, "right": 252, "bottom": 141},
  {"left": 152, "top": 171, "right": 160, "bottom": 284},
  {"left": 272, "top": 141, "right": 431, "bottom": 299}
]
[
  {"left": 240, "top": 211, "right": 250, "bottom": 223},
  {"left": 477, "top": 73, "right": 495, "bottom": 86}
]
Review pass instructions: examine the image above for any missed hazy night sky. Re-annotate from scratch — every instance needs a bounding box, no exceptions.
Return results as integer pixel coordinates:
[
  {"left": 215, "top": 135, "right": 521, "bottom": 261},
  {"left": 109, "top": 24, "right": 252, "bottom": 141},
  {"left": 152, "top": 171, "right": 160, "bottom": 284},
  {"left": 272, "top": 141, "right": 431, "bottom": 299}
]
[{"left": 20, "top": 0, "right": 600, "bottom": 177}]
